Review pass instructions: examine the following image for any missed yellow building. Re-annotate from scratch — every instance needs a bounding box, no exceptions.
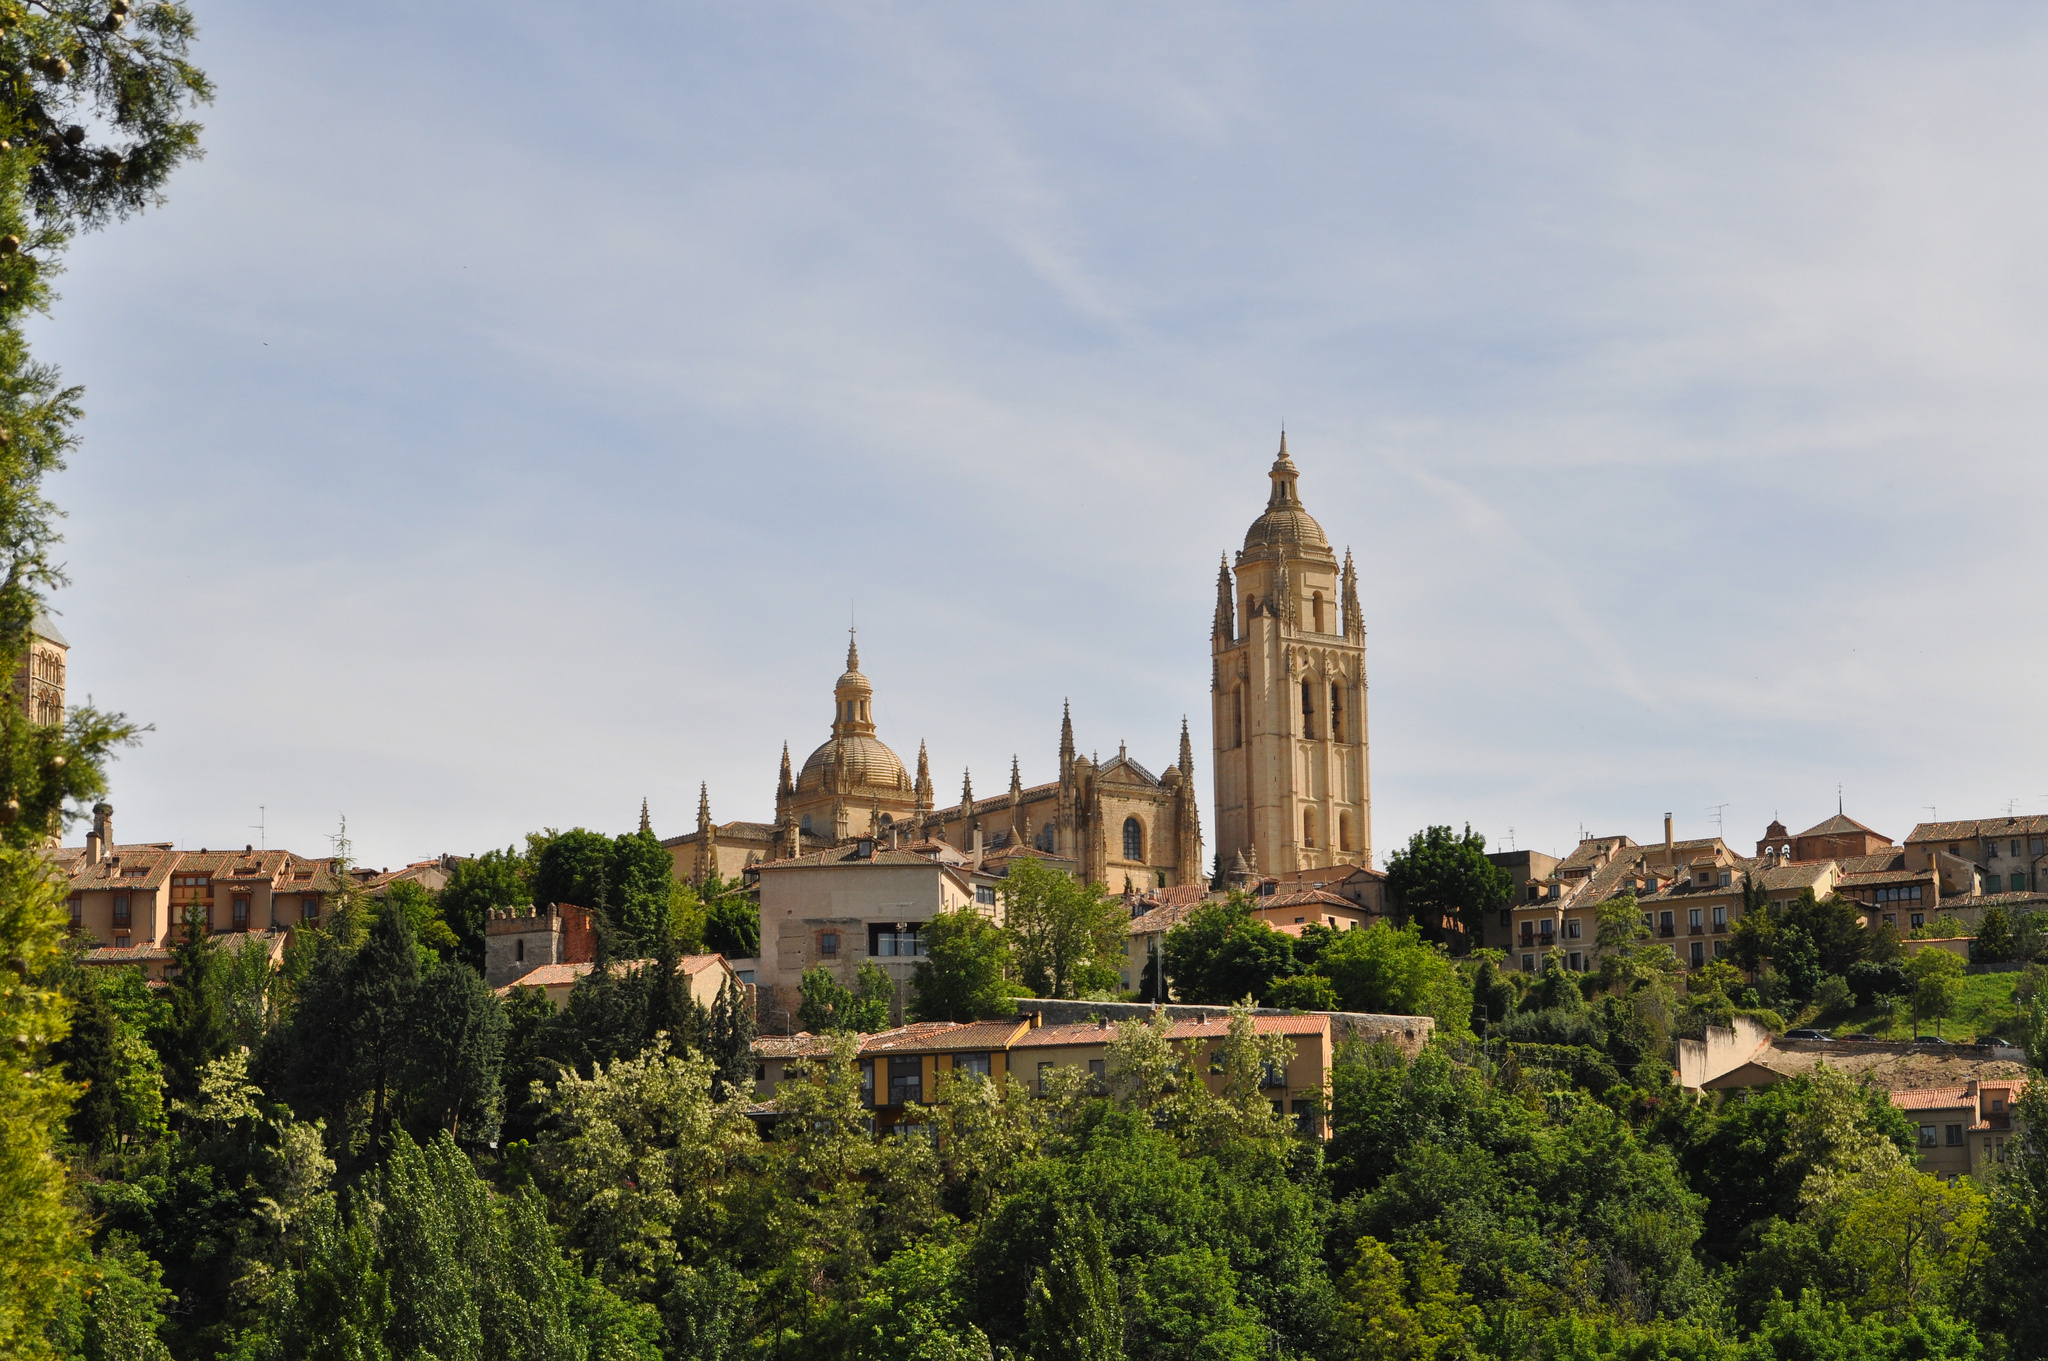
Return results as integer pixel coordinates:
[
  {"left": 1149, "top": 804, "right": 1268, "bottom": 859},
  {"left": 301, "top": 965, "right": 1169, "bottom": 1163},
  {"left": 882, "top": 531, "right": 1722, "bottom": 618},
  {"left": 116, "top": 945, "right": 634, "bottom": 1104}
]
[{"left": 1211, "top": 436, "right": 1372, "bottom": 879}]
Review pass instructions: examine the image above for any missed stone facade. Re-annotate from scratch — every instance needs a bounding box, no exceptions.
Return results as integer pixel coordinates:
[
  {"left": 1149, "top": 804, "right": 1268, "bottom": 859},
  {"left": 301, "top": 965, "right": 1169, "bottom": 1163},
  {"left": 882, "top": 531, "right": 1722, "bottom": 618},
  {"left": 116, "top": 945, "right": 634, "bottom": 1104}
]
[
  {"left": 10, "top": 610, "right": 65, "bottom": 727},
  {"left": 1212, "top": 436, "right": 1372, "bottom": 879},
  {"left": 484, "top": 902, "right": 595, "bottom": 988}
]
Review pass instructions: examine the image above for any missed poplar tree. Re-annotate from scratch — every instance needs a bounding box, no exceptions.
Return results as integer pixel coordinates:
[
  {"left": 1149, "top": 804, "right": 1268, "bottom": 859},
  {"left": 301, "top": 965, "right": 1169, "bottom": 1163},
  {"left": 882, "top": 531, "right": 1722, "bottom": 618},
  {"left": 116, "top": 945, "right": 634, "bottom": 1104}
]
[{"left": 1022, "top": 1204, "right": 1123, "bottom": 1361}]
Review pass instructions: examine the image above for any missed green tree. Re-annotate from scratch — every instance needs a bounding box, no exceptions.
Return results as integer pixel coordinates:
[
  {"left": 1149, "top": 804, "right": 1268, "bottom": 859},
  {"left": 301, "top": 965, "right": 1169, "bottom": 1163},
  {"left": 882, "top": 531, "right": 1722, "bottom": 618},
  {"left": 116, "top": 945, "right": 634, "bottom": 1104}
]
[
  {"left": 1907, "top": 949, "right": 1965, "bottom": 1038},
  {"left": 438, "top": 847, "right": 530, "bottom": 971},
  {"left": 1126, "top": 1246, "right": 1265, "bottom": 1361},
  {"left": 698, "top": 870, "right": 759, "bottom": 959},
  {"left": 1318, "top": 923, "right": 1472, "bottom": 1032},
  {"left": 1160, "top": 893, "right": 1298, "bottom": 1005},
  {"left": 407, "top": 961, "right": 507, "bottom": 1146},
  {"left": 912, "top": 906, "right": 1016, "bottom": 1021},
  {"left": 1977, "top": 1083, "right": 2048, "bottom": 1357},
  {"left": 1000, "top": 858, "right": 1126, "bottom": 999},
  {"left": 1383, "top": 824, "right": 1512, "bottom": 950},
  {"left": 156, "top": 904, "right": 233, "bottom": 1106},
  {"left": 1022, "top": 1203, "right": 1122, "bottom": 1361},
  {"left": 531, "top": 827, "right": 679, "bottom": 955},
  {"left": 705, "top": 975, "right": 757, "bottom": 1098},
  {"left": 379, "top": 878, "right": 459, "bottom": 961},
  {"left": 798, "top": 961, "right": 893, "bottom": 1033},
  {"left": 1974, "top": 907, "right": 2015, "bottom": 964}
]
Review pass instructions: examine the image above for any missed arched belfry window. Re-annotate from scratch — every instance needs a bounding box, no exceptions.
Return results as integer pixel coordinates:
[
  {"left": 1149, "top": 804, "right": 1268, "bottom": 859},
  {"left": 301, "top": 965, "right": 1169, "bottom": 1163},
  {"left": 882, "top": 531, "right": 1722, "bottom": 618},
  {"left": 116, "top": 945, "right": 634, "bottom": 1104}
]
[
  {"left": 1339, "top": 811, "right": 1353, "bottom": 853},
  {"left": 1123, "top": 817, "right": 1144, "bottom": 862},
  {"left": 1301, "top": 680, "right": 1316, "bottom": 739},
  {"left": 800, "top": 814, "right": 814, "bottom": 835},
  {"left": 1039, "top": 822, "right": 1057, "bottom": 852}
]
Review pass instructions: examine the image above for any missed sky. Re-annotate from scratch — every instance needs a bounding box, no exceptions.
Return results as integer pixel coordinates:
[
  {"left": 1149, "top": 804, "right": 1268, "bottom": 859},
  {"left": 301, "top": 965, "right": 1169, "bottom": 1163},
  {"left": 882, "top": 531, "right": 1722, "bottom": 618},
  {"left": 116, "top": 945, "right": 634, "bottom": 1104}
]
[{"left": 31, "top": 1, "right": 2048, "bottom": 871}]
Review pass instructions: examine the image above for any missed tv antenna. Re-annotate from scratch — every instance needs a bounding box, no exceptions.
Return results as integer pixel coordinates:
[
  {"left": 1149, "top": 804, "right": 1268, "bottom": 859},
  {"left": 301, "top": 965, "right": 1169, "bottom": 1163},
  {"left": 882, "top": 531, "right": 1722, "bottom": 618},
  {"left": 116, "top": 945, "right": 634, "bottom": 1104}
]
[
  {"left": 1506, "top": 826, "right": 1516, "bottom": 851},
  {"left": 2006, "top": 797, "right": 2021, "bottom": 816},
  {"left": 249, "top": 805, "right": 266, "bottom": 852},
  {"left": 1924, "top": 805, "right": 1937, "bottom": 824},
  {"left": 1706, "top": 803, "right": 1728, "bottom": 838}
]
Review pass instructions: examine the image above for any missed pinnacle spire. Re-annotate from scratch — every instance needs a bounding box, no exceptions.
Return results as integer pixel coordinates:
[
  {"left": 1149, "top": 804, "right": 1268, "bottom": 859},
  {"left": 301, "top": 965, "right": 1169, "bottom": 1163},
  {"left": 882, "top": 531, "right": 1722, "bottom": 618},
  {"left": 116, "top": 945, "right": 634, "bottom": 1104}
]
[
  {"left": 779, "top": 741, "right": 794, "bottom": 794},
  {"left": 1213, "top": 554, "right": 1235, "bottom": 639},
  {"left": 961, "top": 767, "right": 974, "bottom": 807},
  {"left": 1009, "top": 754, "right": 1022, "bottom": 795},
  {"left": 696, "top": 782, "right": 712, "bottom": 836},
  {"left": 846, "top": 627, "right": 859, "bottom": 673},
  {"left": 639, "top": 797, "right": 651, "bottom": 835},
  {"left": 1178, "top": 716, "right": 1193, "bottom": 776}
]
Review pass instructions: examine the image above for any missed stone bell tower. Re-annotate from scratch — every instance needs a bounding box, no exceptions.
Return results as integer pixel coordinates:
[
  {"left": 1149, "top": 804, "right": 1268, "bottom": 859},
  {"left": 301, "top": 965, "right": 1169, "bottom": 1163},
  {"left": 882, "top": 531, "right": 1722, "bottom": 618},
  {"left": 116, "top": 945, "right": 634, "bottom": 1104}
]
[{"left": 1211, "top": 434, "right": 1371, "bottom": 876}]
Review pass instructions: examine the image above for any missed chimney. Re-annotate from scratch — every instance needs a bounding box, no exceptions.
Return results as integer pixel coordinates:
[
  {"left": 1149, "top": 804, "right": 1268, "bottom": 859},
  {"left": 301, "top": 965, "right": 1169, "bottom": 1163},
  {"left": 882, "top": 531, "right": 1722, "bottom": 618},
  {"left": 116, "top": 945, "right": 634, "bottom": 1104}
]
[
  {"left": 970, "top": 826, "right": 984, "bottom": 871},
  {"left": 1664, "top": 814, "right": 1674, "bottom": 866},
  {"left": 87, "top": 802, "right": 113, "bottom": 864},
  {"left": 85, "top": 828, "right": 101, "bottom": 864}
]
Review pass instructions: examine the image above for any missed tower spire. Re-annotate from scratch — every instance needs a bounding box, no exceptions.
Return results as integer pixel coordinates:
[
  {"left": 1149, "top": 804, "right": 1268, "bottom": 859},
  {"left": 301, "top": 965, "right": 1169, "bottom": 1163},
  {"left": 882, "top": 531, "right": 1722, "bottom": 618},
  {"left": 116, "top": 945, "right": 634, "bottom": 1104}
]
[
  {"left": 1009, "top": 755, "right": 1023, "bottom": 796},
  {"left": 1267, "top": 431, "right": 1301, "bottom": 510},
  {"left": 914, "top": 739, "right": 933, "bottom": 812},
  {"left": 1178, "top": 716, "right": 1193, "bottom": 777},
  {"left": 846, "top": 627, "right": 859, "bottom": 673},
  {"left": 1060, "top": 698, "right": 1075, "bottom": 767},
  {"left": 1341, "top": 547, "right": 1361, "bottom": 637},
  {"left": 779, "top": 741, "right": 794, "bottom": 796},
  {"left": 697, "top": 782, "right": 711, "bottom": 834},
  {"left": 639, "top": 797, "right": 651, "bottom": 835},
  {"left": 1213, "top": 554, "right": 1234, "bottom": 640}
]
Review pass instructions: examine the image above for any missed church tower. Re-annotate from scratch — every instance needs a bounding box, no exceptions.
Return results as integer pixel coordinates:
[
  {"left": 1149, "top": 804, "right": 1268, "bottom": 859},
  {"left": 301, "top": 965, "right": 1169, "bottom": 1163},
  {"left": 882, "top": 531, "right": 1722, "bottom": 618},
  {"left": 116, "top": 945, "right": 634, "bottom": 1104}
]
[{"left": 1211, "top": 434, "right": 1371, "bottom": 876}]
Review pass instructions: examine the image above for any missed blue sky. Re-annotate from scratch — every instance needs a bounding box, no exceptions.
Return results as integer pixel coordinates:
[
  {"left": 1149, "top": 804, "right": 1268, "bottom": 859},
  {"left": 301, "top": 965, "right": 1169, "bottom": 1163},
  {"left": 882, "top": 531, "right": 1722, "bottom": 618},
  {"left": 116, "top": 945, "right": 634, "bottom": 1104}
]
[{"left": 36, "top": 2, "right": 2048, "bottom": 870}]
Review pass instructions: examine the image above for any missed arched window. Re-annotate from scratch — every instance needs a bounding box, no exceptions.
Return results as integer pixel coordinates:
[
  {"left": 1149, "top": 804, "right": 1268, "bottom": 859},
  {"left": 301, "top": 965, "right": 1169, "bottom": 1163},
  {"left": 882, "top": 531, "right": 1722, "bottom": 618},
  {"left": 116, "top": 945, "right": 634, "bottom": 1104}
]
[
  {"left": 1245, "top": 594, "right": 1256, "bottom": 621},
  {"left": 1301, "top": 680, "right": 1316, "bottom": 739},
  {"left": 1329, "top": 683, "right": 1344, "bottom": 742},
  {"left": 1232, "top": 689, "right": 1245, "bottom": 748},
  {"left": 1312, "top": 592, "right": 1325, "bottom": 633},
  {"left": 800, "top": 814, "right": 813, "bottom": 835},
  {"left": 1039, "top": 822, "right": 1057, "bottom": 852},
  {"left": 879, "top": 813, "right": 893, "bottom": 829},
  {"left": 1303, "top": 807, "right": 1318, "bottom": 850},
  {"left": 1123, "top": 817, "right": 1144, "bottom": 862},
  {"left": 1338, "top": 811, "right": 1353, "bottom": 853}
]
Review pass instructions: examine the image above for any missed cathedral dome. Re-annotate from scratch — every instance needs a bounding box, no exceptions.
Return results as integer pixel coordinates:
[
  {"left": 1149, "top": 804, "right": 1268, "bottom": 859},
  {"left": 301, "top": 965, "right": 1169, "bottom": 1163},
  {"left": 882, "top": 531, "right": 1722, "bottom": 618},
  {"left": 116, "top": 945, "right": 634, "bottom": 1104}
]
[
  {"left": 796, "top": 734, "right": 908, "bottom": 794},
  {"left": 1241, "top": 432, "right": 1331, "bottom": 554}
]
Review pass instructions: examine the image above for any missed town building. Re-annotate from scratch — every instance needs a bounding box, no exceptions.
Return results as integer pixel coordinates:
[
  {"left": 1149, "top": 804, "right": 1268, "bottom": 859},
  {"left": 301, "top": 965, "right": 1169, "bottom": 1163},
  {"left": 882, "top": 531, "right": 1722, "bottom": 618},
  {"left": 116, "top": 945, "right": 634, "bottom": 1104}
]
[
  {"left": 491, "top": 952, "right": 739, "bottom": 1011},
  {"left": 1906, "top": 815, "right": 2048, "bottom": 897},
  {"left": 484, "top": 902, "right": 596, "bottom": 988}
]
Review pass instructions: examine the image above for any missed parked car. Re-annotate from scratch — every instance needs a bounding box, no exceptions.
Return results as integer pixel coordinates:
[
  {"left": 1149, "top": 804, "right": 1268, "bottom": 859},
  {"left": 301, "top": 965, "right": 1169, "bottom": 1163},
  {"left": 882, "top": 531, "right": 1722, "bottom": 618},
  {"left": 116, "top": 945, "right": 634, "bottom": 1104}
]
[
  {"left": 1911, "top": 1035, "right": 1951, "bottom": 1046},
  {"left": 1978, "top": 1037, "right": 2013, "bottom": 1048},
  {"left": 1842, "top": 1032, "right": 1880, "bottom": 1042},
  {"left": 1784, "top": 1028, "right": 1833, "bottom": 1041}
]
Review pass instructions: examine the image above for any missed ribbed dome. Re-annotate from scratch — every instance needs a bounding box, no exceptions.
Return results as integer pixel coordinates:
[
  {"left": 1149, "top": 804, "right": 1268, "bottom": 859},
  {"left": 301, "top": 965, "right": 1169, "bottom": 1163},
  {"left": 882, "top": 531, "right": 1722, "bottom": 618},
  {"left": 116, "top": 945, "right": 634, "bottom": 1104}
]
[
  {"left": 1243, "top": 506, "right": 1329, "bottom": 552},
  {"left": 1243, "top": 432, "right": 1331, "bottom": 554},
  {"left": 797, "top": 734, "right": 908, "bottom": 794}
]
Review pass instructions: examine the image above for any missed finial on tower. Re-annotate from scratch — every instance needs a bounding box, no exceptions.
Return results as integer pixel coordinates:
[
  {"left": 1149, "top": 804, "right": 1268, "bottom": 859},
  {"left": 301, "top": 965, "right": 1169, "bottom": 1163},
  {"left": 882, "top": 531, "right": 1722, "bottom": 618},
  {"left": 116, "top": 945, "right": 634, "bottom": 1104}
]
[
  {"left": 846, "top": 627, "right": 860, "bottom": 673},
  {"left": 1178, "top": 716, "right": 1193, "bottom": 776},
  {"left": 639, "top": 798, "right": 651, "bottom": 835}
]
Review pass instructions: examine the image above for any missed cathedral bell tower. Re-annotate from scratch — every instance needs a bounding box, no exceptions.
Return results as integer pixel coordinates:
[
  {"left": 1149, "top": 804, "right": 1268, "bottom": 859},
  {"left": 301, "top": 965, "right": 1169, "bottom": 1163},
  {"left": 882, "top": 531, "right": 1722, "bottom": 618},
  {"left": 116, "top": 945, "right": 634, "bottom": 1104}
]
[{"left": 1211, "top": 434, "right": 1371, "bottom": 876}]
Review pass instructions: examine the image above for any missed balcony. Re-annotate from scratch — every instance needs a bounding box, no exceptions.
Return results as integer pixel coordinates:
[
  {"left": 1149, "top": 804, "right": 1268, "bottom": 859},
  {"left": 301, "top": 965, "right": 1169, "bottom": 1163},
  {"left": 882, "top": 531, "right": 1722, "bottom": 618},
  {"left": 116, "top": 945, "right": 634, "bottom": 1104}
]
[
  {"left": 1658, "top": 925, "right": 1676, "bottom": 938},
  {"left": 1713, "top": 923, "right": 1728, "bottom": 934},
  {"left": 1689, "top": 925, "right": 1704, "bottom": 936}
]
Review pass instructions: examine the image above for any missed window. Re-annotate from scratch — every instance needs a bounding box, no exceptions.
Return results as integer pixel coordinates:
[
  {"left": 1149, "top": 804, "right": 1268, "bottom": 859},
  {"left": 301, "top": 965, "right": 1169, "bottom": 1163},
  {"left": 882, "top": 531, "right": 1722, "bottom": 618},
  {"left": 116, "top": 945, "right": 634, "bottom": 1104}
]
[
  {"left": 869, "top": 924, "right": 924, "bottom": 956},
  {"left": 1565, "top": 919, "right": 1582, "bottom": 939},
  {"left": 67, "top": 895, "right": 80, "bottom": 926},
  {"left": 1714, "top": 940, "right": 1729, "bottom": 958},
  {"left": 1884, "top": 914, "right": 1895, "bottom": 926},
  {"left": 1039, "top": 822, "right": 1057, "bottom": 852},
  {"left": 1988, "top": 841, "right": 2001, "bottom": 858},
  {"left": 1911, "top": 913, "right": 1925, "bottom": 929},
  {"left": 887, "top": 1056, "right": 921, "bottom": 1106},
  {"left": 1330, "top": 684, "right": 1344, "bottom": 742},
  {"left": 1290, "top": 1098, "right": 1322, "bottom": 1135},
  {"left": 1259, "top": 1060, "right": 1287, "bottom": 1089},
  {"left": 820, "top": 931, "right": 839, "bottom": 956},
  {"left": 1992, "top": 1097, "right": 2007, "bottom": 1114},
  {"left": 975, "top": 885, "right": 996, "bottom": 906},
  {"left": 1338, "top": 810, "right": 1353, "bottom": 853},
  {"left": 1688, "top": 907, "right": 1703, "bottom": 930},
  {"left": 1037, "top": 1061, "right": 1054, "bottom": 1094},
  {"left": 1641, "top": 912, "right": 1653, "bottom": 929},
  {"left": 1312, "top": 591, "right": 1325, "bottom": 632},
  {"left": 113, "top": 896, "right": 130, "bottom": 925},
  {"left": 1209, "top": 1048, "right": 1226, "bottom": 1074},
  {"left": 1231, "top": 689, "right": 1244, "bottom": 749},
  {"left": 1568, "top": 951, "right": 1583, "bottom": 972},
  {"left": 515, "top": 939, "right": 525, "bottom": 964},
  {"left": 1302, "top": 807, "right": 1317, "bottom": 850},
  {"left": 1300, "top": 680, "right": 1315, "bottom": 738},
  {"left": 860, "top": 1060, "right": 876, "bottom": 1107},
  {"left": 1123, "top": 818, "right": 1144, "bottom": 862},
  {"left": 1719, "top": 871, "right": 1731, "bottom": 887},
  {"left": 800, "top": 814, "right": 814, "bottom": 835},
  {"left": 232, "top": 898, "right": 249, "bottom": 928},
  {"left": 1521, "top": 953, "right": 1535, "bottom": 972},
  {"left": 2033, "top": 838, "right": 2044, "bottom": 855},
  {"left": 1919, "top": 1125, "right": 1938, "bottom": 1148},
  {"left": 1946, "top": 1125, "right": 1964, "bottom": 1147},
  {"left": 1658, "top": 911, "right": 1674, "bottom": 936},
  {"left": 1712, "top": 905, "right": 1727, "bottom": 929},
  {"left": 1690, "top": 941, "right": 1705, "bottom": 967},
  {"left": 1087, "top": 1058, "right": 1108, "bottom": 1094},
  {"left": 955, "top": 1052, "right": 992, "bottom": 1077},
  {"left": 2011, "top": 841, "right": 2022, "bottom": 857},
  {"left": 302, "top": 896, "right": 320, "bottom": 923},
  {"left": 1538, "top": 920, "right": 1554, "bottom": 940}
]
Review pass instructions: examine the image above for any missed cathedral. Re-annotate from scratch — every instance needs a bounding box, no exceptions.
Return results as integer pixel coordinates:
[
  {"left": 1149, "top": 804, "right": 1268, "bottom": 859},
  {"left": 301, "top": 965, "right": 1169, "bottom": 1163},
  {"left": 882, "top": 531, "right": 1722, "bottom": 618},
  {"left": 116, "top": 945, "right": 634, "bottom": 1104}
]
[{"left": 662, "top": 434, "right": 1369, "bottom": 890}]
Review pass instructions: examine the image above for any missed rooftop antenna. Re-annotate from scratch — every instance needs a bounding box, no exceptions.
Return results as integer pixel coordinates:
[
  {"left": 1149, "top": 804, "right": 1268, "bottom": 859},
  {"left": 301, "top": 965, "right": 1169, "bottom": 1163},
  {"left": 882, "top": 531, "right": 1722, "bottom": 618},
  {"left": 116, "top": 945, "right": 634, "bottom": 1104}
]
[
  {"left": 1837, "top": 783, "right": 1844, "bottom": 815},
  {"left": 1506, "top": 826, "right": 1516, "bottom": 851},
  {"left": 1925, "top": 805, "right": 1938, "bottom": 824},
  {"left": 249, "top": 805, "right": 266, "bottom": 852},
  {"left": 2005, "top": 797, "right": 2020, "bottom": 816},
  {"left": 1707, "top": 803, "right": 1727, "bottom": 838}
]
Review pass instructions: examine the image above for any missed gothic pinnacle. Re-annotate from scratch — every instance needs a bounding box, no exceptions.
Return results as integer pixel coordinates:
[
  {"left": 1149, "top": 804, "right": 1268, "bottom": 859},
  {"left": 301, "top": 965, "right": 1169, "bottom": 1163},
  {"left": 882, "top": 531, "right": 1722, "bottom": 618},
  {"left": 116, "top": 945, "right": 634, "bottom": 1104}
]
[
  {"left": 1009, "top": 754, "right": 1022, "bottom": 795},
  {"left": 961, "top": 768, "right": 974, "bottom": 806},
  {"left": 639, "top": 797, "right": 651, "bottom": 835},
  {"left": 846, "top": 627, "right": 859, "bottom": 672}
]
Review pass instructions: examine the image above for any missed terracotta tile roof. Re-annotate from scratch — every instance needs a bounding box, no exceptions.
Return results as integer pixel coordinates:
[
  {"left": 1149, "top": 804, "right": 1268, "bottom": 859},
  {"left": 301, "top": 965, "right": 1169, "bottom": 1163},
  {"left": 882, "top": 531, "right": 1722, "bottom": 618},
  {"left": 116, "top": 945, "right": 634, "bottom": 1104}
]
[
  {"left": 1837, "top": 867, "right": 1936, "bottom": 887},
  {"left": 1127, "top": 899, "right": 1204, "bottom": 936},
  {"left": 1907, "top": 816, "right": 2048, "bottom": 843},
  {"left": 1140, "top": 883, "right": 1211, "bottom": 910},
  {"left": 491, "top": 954, "right": 731, "bottom": 996},
  {"left": 1837, "top": 852, "right": 1908, "bottom": 875},
  {"left": 1259, "top": 890, "right": 1361, "bottom": 913},
  {"left": 1945, "top": 891, "right": 2048, "bottom": 909},
  {"left": 1008, "top": 1013, "right": 1329, "bottom": 1048},
  {"left": 1270, "top": 863, "right": 1386, "bottom": 888},
  {"left": 1794, "top": 813, "right": 1890, "bottom": 841},
  {"left": 1892, "top": 1086, "right": 1973, "bottom": 1111},
  {"left": 751, "top": 1032, "right": 839, "bottom": 1059},
  {"left": 858, "top": 1019, "right": 1029, "bottom": 1053},
  {"left": 80, "top": 943, "right": 173, "bottom": 965},
  {"left": 755, "top": 845, "right": 957, "bottom": 871}
]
